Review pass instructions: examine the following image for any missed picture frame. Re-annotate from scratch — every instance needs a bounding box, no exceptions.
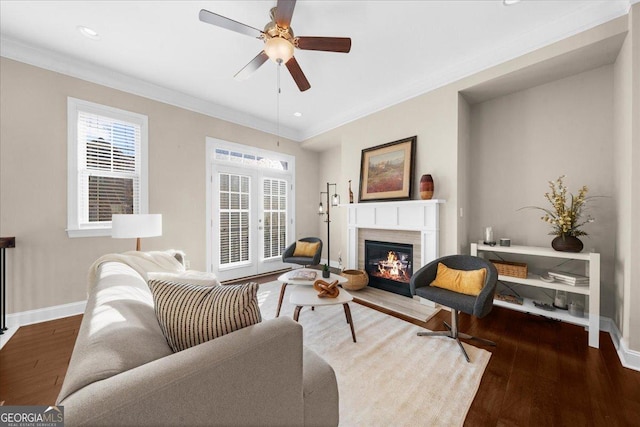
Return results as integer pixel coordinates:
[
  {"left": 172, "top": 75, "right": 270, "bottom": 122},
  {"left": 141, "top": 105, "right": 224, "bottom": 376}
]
[{"left": 358, "top": 136, "right": 416, "bottom": 202}]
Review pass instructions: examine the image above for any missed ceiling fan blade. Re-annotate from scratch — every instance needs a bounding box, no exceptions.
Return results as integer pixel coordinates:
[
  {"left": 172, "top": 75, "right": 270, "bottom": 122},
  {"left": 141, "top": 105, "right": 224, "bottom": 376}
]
[
  {"left": 234, "top": 51, "right": 269, "bottom": 80},
  {"left": 296, "top": 37, "right": 351, "bottom": 53},
  {"left": 285, "top": 56, "right": 310, "bottom": 92},
  {"left": 275, "top": 0, "right": 296, "bottom": 28},
  {"left": 199, "top": 9, "right": 264, "bottom": 39}
]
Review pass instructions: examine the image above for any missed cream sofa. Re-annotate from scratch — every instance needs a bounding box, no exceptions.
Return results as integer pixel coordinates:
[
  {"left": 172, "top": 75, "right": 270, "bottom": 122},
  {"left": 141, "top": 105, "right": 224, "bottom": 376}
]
[{"left": 56, "top": 255, "right": 339, "bottom": 426}]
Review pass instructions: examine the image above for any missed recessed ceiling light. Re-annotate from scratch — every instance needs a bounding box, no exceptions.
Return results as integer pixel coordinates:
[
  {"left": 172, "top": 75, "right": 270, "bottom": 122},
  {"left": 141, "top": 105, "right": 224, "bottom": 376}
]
[
  {"left": 77, "top": 25, "right": 100, "bottom": 40},
  {"left": 503, "top": 0, "right": 522, "bottom": 5},
  {"left": 293, "top": 112, "right": 303, "bottom": 117}
]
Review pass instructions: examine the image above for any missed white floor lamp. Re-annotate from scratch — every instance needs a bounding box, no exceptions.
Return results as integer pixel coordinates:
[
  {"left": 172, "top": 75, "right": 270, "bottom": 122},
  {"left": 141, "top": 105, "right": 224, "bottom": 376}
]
[{"left": 112, "top": 214, "right": 162, "bottom": 251}]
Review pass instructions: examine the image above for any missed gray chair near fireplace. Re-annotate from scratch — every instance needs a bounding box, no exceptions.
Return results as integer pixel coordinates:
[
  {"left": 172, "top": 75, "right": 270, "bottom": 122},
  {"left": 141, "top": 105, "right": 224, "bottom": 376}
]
[
  {"left": 410, "top": 255, "right": 498, "bottom": 362},
  {"left": 282, "top": 237, "right": 323, "bottom": 267}
]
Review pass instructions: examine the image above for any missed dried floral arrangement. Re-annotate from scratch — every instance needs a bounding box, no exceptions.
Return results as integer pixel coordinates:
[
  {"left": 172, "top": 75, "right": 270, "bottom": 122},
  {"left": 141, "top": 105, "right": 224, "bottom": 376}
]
[{"left": 521, "top": 175, "right": 595, "bottom": 237}]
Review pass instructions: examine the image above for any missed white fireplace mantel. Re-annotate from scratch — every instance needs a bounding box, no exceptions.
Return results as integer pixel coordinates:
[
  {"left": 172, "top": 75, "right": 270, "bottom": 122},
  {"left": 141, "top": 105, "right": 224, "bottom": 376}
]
[{"left": 343, "top": 200, "right": 445, "bottom": 270}]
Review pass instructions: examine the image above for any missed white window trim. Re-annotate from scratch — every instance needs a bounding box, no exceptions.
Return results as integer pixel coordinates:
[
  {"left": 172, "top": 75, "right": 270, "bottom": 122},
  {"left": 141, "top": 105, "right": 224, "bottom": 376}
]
[{"left": 67, "top": 97, "right": 149, "bottom": 238}]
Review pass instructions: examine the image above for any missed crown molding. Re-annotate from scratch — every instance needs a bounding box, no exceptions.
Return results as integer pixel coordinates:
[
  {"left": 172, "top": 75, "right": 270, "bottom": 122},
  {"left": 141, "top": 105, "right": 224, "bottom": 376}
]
[
  {"left": 0, "top": 36, "right": 304, "bottom": 142},
  {"left": 299, "top": 0, "right": 632, "bottom": 141}
]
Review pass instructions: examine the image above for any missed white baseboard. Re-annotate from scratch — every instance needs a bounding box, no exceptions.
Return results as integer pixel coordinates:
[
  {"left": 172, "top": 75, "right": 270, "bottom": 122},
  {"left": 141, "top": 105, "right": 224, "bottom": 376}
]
[
  {"left": 0, "top": 300, "right": 87, "bottom": 350},
  {"left": 601, "top": 317, "right": 640, "bottom": 372}
]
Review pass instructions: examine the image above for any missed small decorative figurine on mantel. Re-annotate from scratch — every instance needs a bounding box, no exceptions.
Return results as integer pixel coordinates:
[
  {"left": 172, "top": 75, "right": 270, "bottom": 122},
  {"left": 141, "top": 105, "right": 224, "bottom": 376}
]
[{"left": 348, "top": 180, "right": 354, "bottom": 203}]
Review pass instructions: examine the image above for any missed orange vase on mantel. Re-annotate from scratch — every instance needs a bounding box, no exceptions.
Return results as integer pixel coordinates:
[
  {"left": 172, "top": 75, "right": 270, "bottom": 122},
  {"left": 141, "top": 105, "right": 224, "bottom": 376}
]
[{"left": 420, "top": 174, "right": 434, "bottom": 200}]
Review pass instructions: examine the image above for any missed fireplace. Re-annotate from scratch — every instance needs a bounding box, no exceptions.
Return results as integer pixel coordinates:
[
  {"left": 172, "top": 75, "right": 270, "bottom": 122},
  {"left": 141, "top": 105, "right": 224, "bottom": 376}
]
[{"left": 364, "top": 240, "right": 413, "bottom": 297}]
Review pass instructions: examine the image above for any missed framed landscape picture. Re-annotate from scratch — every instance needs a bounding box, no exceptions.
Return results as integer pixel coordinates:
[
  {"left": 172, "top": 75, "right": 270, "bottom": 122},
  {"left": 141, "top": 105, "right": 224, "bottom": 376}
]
[{"left": 358, "top": 136, "right": 416, "bottom": 202}]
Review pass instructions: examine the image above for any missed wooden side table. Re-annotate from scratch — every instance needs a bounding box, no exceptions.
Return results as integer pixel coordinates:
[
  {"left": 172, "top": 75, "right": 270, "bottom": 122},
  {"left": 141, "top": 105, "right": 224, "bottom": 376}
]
[
  {"left": 275, "top": 269, "right": 348, "bottom": 317},
  {"left": 289, "top": 286, "right": 357, "bottom": 343},
  {"left": 0, "top": 237, "right": 16, "bottom": 335}
]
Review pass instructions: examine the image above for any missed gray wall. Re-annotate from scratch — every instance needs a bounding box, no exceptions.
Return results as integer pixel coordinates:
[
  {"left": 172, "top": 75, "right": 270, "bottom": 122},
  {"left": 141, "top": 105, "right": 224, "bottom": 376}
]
[
  {"left": 317, "top": 145, "right": 343, "bottom": 267},
  {"left": 0, "top": 58, "right": 320, "bottom": 313},
  {"left": 613, "top": 4, "right": 640, "bottom": 351},
  {"left": 302, "top": 11, "right": 639, "bottom": 351},
  {"left": 457, "top": 94, "right": 471, "bottom": 255},
  {"left": 630, "top": 2, "right": 640, "bottom": 352},
  {"left": 308, "top": 86, "right": 461, "bottom": 261},
  {"left": 468, "top": 65, "right": 616, "bottom": 315}
]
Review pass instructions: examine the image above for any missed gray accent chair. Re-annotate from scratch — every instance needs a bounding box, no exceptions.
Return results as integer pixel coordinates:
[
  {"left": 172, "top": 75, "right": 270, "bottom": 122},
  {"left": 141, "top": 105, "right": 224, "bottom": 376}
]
[
  {"left": 410, "top": 255, "right": 498, "bottom": 362},
  {"left": 282, "top": 237, "right": 323, "bottom": 267}
]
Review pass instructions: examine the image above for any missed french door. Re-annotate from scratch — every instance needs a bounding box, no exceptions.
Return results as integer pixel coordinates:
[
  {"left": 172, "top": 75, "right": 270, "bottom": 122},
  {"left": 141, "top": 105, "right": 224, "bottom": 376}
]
[{"left": 207, "top": 140, "right": 294, "bottom": 282}]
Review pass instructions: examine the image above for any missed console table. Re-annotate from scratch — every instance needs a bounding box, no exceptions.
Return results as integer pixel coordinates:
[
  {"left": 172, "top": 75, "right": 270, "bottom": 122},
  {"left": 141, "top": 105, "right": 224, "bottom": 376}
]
[
  {"left": 0, "top": 237, "right": 16, "bottom": 335},
  {"left": 471, "top": 243, "right": 600, "bottom": 348}
]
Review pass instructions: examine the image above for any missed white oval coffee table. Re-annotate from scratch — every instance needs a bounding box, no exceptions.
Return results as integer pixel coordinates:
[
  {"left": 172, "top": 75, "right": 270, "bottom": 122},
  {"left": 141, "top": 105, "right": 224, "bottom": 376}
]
[
  {"left": 289, "top": 286, "right": 357, "bottom": 343},
  {"left": 275, "top": 269, "right": 347, "bottom": 317}
]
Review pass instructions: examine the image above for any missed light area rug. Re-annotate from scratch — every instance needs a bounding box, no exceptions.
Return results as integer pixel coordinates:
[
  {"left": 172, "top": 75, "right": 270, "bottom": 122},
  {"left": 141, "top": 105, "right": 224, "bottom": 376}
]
[{"left": 257, "top": 281, "right": 491, "bottom": 427}]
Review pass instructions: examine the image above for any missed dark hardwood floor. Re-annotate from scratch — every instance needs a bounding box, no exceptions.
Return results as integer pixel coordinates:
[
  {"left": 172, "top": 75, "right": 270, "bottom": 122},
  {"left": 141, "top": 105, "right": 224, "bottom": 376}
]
[
  {"left": 0, "top": 315, "right": 82, "bottom": 406},
  {"left": 2, "top": 274, "right": 639, "bottom": 426}
]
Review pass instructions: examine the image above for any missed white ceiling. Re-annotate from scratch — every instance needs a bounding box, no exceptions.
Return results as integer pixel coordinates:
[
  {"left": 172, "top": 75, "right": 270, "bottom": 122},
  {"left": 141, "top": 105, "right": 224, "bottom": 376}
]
[{"left": 0, "top": 1, "right": 634, "bottom": 142}]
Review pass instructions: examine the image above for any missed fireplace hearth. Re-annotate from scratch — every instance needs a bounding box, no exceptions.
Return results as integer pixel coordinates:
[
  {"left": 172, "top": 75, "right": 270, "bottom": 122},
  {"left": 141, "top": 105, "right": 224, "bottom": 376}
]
[{"left": 364, "top": 240, "right": 413, "bottom": 297}]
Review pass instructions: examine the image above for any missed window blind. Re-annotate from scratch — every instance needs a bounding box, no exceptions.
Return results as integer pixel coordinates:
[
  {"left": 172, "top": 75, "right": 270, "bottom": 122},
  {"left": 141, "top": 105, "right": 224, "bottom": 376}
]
[
  {"left": 77, "top": 111, "right": 141, "bottom": 224},
  {"left": 214, "top": 148, "right": 288, "bottom": 171},
  {"left": 262, "top": 178, "right": 287, "bottom": 259},
  {"left": 219, "top": 173, "right": 250, "bottom": 266}
]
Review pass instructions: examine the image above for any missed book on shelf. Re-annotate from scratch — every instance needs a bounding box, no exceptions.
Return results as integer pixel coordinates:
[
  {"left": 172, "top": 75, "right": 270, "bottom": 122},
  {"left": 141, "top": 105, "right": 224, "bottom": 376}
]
[
  {"left": 289, "top": 270, "right": 317, "bottom": 281},
  {"left": 494, "top": 294, "right": 524, "bottom": 305},
  {"left": 548, "top": 271, "right": 589, "bottom": 286},
  {"left": 552, "top": 278, "right": 589, "bottom": 286}
]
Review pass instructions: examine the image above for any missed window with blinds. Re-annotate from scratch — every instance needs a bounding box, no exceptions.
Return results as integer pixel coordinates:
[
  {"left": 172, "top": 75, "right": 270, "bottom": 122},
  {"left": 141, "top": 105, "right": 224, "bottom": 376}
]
[
  {"left": 219, "top": 173, "right": 250, "bottom": 266},
  {"left": 263, "top": 178, "right": 287, "bottom": 259},
  {"left": 214, "top": 148, "right": 288, "bottom": 171},
  {"left": 67, "top": 98, "right": 148, "bottom": 237},
  {"left": 80, "top": 113, "right": 140, "bottom": 223}
]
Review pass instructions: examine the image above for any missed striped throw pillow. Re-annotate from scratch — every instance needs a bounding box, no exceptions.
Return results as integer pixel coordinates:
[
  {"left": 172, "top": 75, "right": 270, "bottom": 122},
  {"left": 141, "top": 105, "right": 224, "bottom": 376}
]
[{"left": 148, "top": 280, "right": 262, "bottom": 352}]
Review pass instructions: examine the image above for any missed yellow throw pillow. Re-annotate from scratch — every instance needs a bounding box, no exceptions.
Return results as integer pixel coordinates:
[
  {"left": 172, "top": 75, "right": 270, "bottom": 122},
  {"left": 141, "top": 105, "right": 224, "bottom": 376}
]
[
  {"left": 430, "top": 263, "right": 486, "bottom": 296},
  {"left": 293, "top": 240, "right": 320, "bottom": 257}
]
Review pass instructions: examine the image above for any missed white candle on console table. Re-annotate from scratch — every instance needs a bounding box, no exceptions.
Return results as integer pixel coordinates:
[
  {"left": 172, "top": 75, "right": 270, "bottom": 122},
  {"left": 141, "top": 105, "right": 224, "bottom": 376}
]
[{"left": 484, "top": 227, "right": 494, "bottom": 243}]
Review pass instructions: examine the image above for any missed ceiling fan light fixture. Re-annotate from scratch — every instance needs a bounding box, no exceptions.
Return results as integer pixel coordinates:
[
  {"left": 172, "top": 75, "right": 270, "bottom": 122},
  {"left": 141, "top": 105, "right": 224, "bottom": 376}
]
[
  {"left": 264, "top": 37, "right": 294, "bottom": 63},
  {"left": 503, "top": 0, "right": 522, "bottom": 5}
]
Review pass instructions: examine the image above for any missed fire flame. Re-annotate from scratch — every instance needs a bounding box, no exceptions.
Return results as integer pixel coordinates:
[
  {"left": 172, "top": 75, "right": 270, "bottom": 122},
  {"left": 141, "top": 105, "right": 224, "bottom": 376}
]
[{"left": 374, "top": 251, "right": 410, "bottom": 283}]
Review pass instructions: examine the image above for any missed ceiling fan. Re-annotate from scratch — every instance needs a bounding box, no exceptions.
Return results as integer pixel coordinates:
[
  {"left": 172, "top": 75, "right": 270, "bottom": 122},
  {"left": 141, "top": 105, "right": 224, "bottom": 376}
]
[{"left": 199, "top": 0, "right": 351, "bottom": 92}]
